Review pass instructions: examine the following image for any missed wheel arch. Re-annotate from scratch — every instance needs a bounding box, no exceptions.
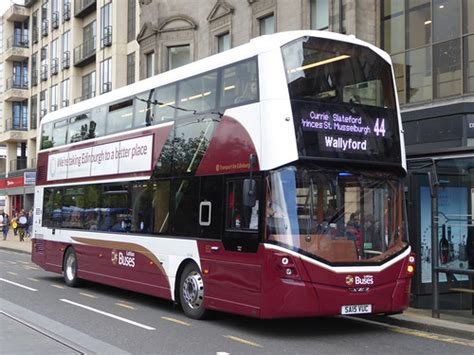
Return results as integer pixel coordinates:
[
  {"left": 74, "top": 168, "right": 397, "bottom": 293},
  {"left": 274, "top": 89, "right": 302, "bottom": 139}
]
[{"left": 174, "top": 258, "right": 200, "bottom": 304}]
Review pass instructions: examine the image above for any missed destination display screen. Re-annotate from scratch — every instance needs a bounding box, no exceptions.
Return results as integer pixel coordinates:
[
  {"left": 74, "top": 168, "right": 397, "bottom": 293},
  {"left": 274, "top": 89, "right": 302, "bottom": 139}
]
[{"left": 293, "top": 102, "right": 401, "bottom": 164}]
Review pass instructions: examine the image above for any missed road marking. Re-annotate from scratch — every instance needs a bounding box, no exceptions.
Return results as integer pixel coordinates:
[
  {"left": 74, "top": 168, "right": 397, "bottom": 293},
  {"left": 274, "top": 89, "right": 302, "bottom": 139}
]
[
  {"left": 0, "top": 278, "right": 38, "bottom": 291},
  {"left": 115, "top": 302, "right": 136, "bottom": 310},
  {"left": 161, "top": 316, "right": 191, "bottom": 326},
  {"left": 391, "top": 327, "right": 474, "bottom": 347},
  {"left": 223, "top": 335, "right": 263, "bottom": 348},
  {"left": 6, "top": 261, "right": 17, "bottom": 265},
  {"left": 216, "top": 352, "right": 230, "bottom": 355},
  {"left": 51, "top": 284, "right": 65, "bottom": 289},
  {"left": 18, "top": 260, "right": 29, "bottom": 264},
  {"left": 7, "top": 271, "right": 18, "bottom": 276},
  {"left": 80, "top": 292, "right": 97, "bottom": 299},
  {"left": 23, "top": 266, "right": 38, "bottom": 270},
  {"left": 60, "top": 299, "right": 155, "bottom": 330},
  {"left": 27, "top": 277, "right": 39, "bottom": 282}
]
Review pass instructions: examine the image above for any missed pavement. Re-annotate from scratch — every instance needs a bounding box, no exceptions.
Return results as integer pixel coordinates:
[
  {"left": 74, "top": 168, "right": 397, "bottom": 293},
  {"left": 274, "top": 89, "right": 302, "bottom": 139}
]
[{"left": 1, "top": 233, "right": 473, "bottom": 349}]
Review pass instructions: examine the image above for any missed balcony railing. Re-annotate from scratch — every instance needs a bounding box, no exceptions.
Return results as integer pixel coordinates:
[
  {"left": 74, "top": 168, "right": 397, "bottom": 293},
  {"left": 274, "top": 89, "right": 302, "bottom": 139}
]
[
  {"left": 63, "top": 2, "right": 71, "bottom": 21},
  {"left": 32, "top": 70, "right": 38, "bottom": 86},
  {"left": 9, "top": 158, "right": 27, "bottom": 172},
  {"left": 102, "top": 25, "right": 112, "bottom": 47},
  {"left": 6, "top": 76, "right": 29, "bottom": 90},
  {"left": 74, "top": 91, "right": 96, "bottom": 104},
  {"left": 51, "top": 58, "right": 59, "bottom": 75},
  {"left": 40, "top": 65, "right": 48, "bottom": 81},
  {"left": 5, "top": 118, "right": 28, "bottom": 132},
  {"left": 73, "top": 36, "right": 96, "bottom": 67},
  {"left": 52, "top": 11, "right": 60, "bottom": 29},
  {"left": 41, "top": 20, "right": 48, "bottom": 37},
  {"left": 30, "top": 113, "right": 38, "bottom": 130},
  {"left": 62, "top": 51, "right": 71, "bottom": 69},
  {"left": 40, "top": 109, "right": 48, "bottom": 119},
  {"left": 32, "top": 27, "right": 38, "bottom": 44},
  {"left": 74, "top": 0, "right": 96, "bottom": 18},
  {"left": 62, "top": 99, "right": 70, "bottom": 108},
  {"left": 51, "top": 104, "right": 58, "bottom": 112},
  {"left": 102, "top": 82, "right": 112, "bottom": 94},
  {"left": 6, "top": 34, "right": 29, "bottom": 49}
]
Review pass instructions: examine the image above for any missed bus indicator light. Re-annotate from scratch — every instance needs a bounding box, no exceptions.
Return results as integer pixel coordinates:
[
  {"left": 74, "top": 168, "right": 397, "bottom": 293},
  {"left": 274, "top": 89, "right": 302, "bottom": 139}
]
[{"left": 407, "top": 265, "right": 414, "bottom": 273}]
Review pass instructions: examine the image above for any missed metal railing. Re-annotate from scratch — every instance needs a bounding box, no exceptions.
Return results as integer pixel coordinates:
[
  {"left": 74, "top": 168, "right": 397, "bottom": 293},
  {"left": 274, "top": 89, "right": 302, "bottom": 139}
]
[
  {"left": 32, "top": 27, "right": 38, "bottom": 44},
  {"left": 52, "top": 11, "right": 60, "bottom": 29},
  {"left": 32, "top": 70, "right": 38, "bottom": 86},
  {"left": 51, "top": 58, "right": 59, "bottom": 75},
  {"left": 6, "top": 34, "right": 29, "bottom": 49},
  {"left": 41, "top": 20, "right": 48, "bottom": 37},
  {"left": 40, "top": 109, "right": 48, "bottom": 119},
  {"left": 62, "top": 99, "right": 70, "bottom": 107},
  {"left": 5, "top": 118, "right": 28, "bottom": 132},
  {"left": 51, "top": 104, "right": 58, "bottom": 112},
  {"left": 73, "top": 36, "right": 96, "bottom": 65},
  {"left": 74, "top": 91, "right": 96, "bottom": 103},
  {"left": 102, "top": 82, "right": 112, "bottom": 94},
  {"left": 102, "top": 25, "right": 112, "bottom": 47},
  {"left": 40, "top": 64, "right": 48, "bottom": 81},
  {"left": 6, "top": 76, "right": 29, "bottom": 90},
  {"left": 63, "top": 2, "right": 71, "bottom": 21},
  {"left": 62, "top": 51, "right": 71, "bottom": 69},
  {"left": 9, "top": 158, "right": 27, "bottom": 172},
  {"left": 30, "top": 113, "right": 38, "bottom": 130}
]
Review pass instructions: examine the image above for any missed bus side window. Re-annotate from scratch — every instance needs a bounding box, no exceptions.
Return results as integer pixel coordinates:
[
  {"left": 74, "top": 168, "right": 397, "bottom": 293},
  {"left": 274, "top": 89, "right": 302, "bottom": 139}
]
[
  {"left": 219, "top": 58, "right": 258, "bottom": 108},
  {"left": 226, "top": 180, "right": 258, "bottom": 230},
  {"left": 177, "top": 71, "right": 217, "bottom": 117},
  {"left": 53, "top": 119, "right": 68, "bottom": 147},
  {"left": 154, "top": 84, "right": 177, "bottom": 123},
  {"left": 106, "top": 99, "right": 134, "bottom": 134},
  {"left": 41, "top": 122, "right": 53, "bottom": 149}
]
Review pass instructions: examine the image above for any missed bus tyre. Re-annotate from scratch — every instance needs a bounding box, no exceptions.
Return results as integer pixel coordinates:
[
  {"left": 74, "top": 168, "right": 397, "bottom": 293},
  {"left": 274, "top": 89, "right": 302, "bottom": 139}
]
[
  {"left": 179, "top": 263, "right": 207, "bottom": 319},
  {"left": 63, "top": 248, "right": 80, "bottom": 287}
]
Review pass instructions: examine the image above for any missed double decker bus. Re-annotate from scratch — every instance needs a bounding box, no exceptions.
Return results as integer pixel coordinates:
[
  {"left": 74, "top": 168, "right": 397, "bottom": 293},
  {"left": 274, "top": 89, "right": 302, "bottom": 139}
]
[{"left": 32, "top": 31, "right": 415, "bottom": 319}]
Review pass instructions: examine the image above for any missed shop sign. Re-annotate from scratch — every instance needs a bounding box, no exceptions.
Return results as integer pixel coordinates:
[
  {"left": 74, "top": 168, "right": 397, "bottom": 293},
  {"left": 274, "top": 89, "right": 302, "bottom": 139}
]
[
  {"left": 467, "top": 115, "right": 474, "bottom": 138},
  {"left": 0, "top": 176, "right": 24, "bottom": 189},
  {"left": 24, "top": 172, "right": 36, "bottom": 185}
]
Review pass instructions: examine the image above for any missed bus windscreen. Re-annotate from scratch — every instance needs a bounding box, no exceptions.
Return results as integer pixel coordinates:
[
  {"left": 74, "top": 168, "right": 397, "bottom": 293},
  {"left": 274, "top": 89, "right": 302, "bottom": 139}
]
[{"left": 282, "top": 36, "right": 401, "bottom": 164}]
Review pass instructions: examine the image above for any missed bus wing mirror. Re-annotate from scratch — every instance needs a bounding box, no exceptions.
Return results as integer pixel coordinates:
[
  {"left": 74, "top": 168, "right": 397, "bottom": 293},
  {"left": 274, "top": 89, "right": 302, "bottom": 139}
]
[{"left": 243, "top": 179, "right": 257, "bottom": 207}]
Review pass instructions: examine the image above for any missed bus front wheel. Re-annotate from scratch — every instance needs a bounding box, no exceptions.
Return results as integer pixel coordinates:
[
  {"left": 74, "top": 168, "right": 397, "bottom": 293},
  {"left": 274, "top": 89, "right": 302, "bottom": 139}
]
[
  {"left": 63, "top": 248, "right": 80, "bottom": 287},
  {"left": 179, "top": 263, "right": 207, "bottom": 319}
]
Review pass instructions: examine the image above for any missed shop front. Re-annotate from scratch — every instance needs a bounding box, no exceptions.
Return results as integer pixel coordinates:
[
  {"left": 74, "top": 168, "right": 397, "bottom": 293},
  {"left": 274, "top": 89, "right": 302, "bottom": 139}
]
[
  {"left": 0, "top": 172, "right": 36, "bottom": 215},
  {"left": 403, "top": 102, "right": 474, "bottom": 310}
]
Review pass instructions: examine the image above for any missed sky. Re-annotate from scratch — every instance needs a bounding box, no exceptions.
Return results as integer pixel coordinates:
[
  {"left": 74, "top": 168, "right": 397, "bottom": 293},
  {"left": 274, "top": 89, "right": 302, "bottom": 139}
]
[{"left": 0, "top": 1, "right": 25, "bottom": 17}]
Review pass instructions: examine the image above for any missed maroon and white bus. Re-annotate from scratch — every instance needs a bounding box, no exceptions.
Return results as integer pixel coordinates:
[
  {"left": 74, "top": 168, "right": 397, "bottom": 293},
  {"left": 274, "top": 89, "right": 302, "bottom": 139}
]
[{"left": 32, "top": 31, "right": 415, "bottom": 319}]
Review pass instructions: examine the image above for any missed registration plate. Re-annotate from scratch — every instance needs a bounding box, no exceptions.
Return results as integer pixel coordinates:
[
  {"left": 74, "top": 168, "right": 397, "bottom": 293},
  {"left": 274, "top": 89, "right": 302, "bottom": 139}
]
[{"left": 341, "top": 304, "right": 372, "bottom": 315}]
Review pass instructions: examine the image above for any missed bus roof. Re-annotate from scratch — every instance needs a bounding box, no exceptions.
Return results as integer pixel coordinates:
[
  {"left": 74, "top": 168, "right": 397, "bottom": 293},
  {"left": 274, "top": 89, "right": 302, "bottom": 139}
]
[{"left": 40, "top": 30, "right": 391, "bottom": 126}]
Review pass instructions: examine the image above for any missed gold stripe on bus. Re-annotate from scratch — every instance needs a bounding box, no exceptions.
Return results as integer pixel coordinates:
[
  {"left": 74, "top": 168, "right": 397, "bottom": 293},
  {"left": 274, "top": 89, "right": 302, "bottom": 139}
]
[{"left": 70, "top": 237, "right": 167, "bottom": 277}]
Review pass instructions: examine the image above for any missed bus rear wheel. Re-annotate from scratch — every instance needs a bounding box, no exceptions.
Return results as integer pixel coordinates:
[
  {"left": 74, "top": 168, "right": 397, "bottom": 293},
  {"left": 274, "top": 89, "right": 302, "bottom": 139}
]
[
  {"left": 63, "top": 248, "right": 80, "bottom": 287},
  {"left": 179, "top": 263, "right": 207, "bottom": 319}
]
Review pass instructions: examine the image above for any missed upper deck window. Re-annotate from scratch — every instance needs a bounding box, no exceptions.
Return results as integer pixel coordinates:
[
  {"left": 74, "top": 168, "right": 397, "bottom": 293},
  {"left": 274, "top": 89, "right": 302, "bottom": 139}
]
[{"left": 282, "top": 37, "right": 396, "bottom": 109}]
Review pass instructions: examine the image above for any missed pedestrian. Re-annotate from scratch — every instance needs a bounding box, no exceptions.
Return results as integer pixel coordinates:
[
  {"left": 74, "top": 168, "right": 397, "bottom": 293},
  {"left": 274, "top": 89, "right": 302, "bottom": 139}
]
[
  {"left": 17, "top": 210, "right": 28, "bottom": 242},
  {"left": 11, "top": 211, "right": 18, "bottom": 236},
  {"left": 1, "top": 212, "right": 10, "bottom": 241}
]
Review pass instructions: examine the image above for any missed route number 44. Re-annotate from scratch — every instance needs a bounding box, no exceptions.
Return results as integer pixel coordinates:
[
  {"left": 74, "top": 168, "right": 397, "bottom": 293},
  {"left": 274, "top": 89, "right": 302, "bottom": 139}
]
[{"left": 374, "top": 118, "right": 386, "bottom": 137}]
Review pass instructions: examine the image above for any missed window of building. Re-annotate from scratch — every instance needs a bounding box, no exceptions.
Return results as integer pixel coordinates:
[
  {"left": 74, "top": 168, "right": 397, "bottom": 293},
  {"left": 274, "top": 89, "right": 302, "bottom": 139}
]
[
  {"left": 217, "top": 32, "right": 230, "bottom": 53},
  {"left": 83, "top": 20, "right": 96, "bottom": 57},
  {"left": 259, "top": 14, "right": 275, "bottom": 35},
  {"left": 31, "top": 95, "right": 38, "bottom": 129},
  {"left": 464, "top": 34, "right": 474, "bottom": 93},
  {"left": 127, "top": 52, "right": 135, "bottom": 85},
  {"left": 434, "top": 38, "right": 461, "bottom": 98},
  {"left": 128, "top": 0, "right": 136, "bottom": 43},
  {"left": 32, "top": 52, "right": 38, "bottom": 85},
  {"left": 382, "top": 0, "right": 405, "bottom": 54},
  {"left": 62, "top": 31, "right": 70, "bottom": 69},
  {"left": 41, "top": 1, "right": 48, "bottom": 35},
  {"left": 61, "top": 79, "right": 70, "bottom": 107},
  {"left": 50, "top": 84, "right": 58, "bottom": 111},
  {"left": 12, "top": 61, "right": 28, "bottom": 88},
  {"left": 391, "top": 53, "right": 405, "bottom": 104},
  {"left": 464, "top": 0, "right": 474, "bottom": 35},
  {"left": 40, "top": 45, "right": 48, "bottom": 80},
  {"left": 100, "top": 57, "right": 112, "bottom": 94},
  {"left": 40, "top": 90, "right": 47, "bottom": 118},
  {"left": 406, "top": 46, "right": 432, "bottom": 103},
  {"left": 310, "top": 0, "right": 329, "bottom": 30},
  {"left": 12, "top": 102, "right": 28, "bottom": 130},
  {"left": 168, "top": 45, "right": 191, "bottom": 70},
  {"left": 13, "top": 20, "right": 29, "bottom": 47},
  {"left": 82, "top": 71, "right": 96, "bottom": 101},
  {"left": 51, "top": 0, "right": 59, "bottom": 29},
  {"left": 406, "top": 0, "right": 431, "bottom": 49},
  {"left": 433, "top": 0, "right": 460, "bottom": 43},
  {"left": 50, "top": 38, "right": 58, "bottom": 74},
  {"left": 146, "top": 52, "right": 155, "bottom": 78},
  {"left": 100, "top": 3, "right": 112, "bottom": 48}
]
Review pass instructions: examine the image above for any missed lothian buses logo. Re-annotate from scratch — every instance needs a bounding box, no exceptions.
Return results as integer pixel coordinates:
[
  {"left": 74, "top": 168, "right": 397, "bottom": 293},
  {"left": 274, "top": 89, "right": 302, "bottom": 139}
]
[{"left": 345, "top": 275, "right": 354, "bottom": 286}]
